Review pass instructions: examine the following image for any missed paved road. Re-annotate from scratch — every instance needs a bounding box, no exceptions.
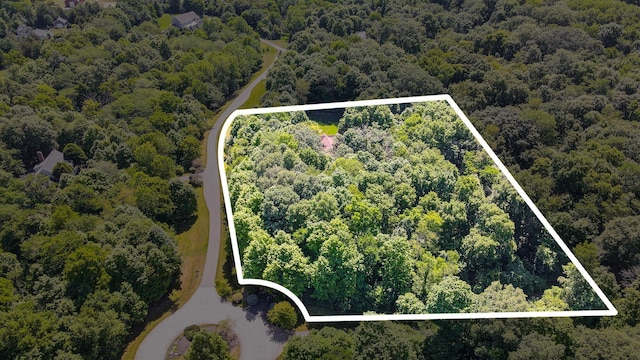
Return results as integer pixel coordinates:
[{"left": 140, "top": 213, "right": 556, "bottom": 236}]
[{"left": 136, "top": 39, "right": 290, "bottom": 360}]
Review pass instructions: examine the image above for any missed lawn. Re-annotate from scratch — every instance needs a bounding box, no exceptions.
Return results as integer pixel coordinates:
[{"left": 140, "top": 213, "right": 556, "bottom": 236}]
[
  {"left": 175, "top": 187, "right": 210, "bottom": 306},
  {"left": 307, "top": 122, "right": 339, "bottom": 136},
  {"left": 239, "top": 80, "right": 266, "bottom": 109},
  {"left": 317, "top": 123, "right": 339, "bottom": 135},
  {"left": 270, "top": 39, "right": 288, "bottom": 49},
  {"left": 158, "top": 14, "right": 172, "bottom": 30}
]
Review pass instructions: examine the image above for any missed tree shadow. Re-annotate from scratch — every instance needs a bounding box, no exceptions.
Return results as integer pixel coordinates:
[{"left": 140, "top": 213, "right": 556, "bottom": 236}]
[
  {"left": 120, "top": 294, "right": 173, "bottom": 358},
  {"left": 267, "top": 325, "right": 293, "bottom": 343},
  {"left": 174, "top": 214, "right": 198, "bottom": 234}
]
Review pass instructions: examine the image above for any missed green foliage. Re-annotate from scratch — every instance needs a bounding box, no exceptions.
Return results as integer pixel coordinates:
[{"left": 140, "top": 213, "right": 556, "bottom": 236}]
[
  {"left": 558, "top": 263, "right": 605, "bottom": 310},
  {"left": 267, "top": 301, "right": 298, "bottom": 330},
  {"left": 377, "top": 236, "right": 414, "bottom": 310},
  {"left": 262, "top": 243, "right": 310, "bottom": 297},
  {"left": 132, "top": 172, "right": 174, "bottom": 222},
  {"left": 282, "top": 327, "right": 355, "bottom": 360},
  {"left": 474, "top": 281, "right": 530, "bottom": 313},
  {"left": 215, "top": 278, "right": 232, "bottom": 299},
  {"left": 344, "top": 197, "right": 382, "bottom": 235},
  {"left": 0, "top": 115, "right": 57, "bottom": 168},
  {"left": 0, "top": 1, "right": 246, "bottom": 357},
  {"left": 262, "top": 185, "right": 300, "bottom": 233},
  {"left": 169, "top": 178, "right": 197, "bottom": 226},
  {"left": 0, "top": 302, "right": 60, "bottom": 359},
  {"left": 184, "top": 325, "right": 201, "bottom": 342},
  {"left": 572, "top": 326, "right": 640, "bottom": 360},
  {"left": 21, "top": 230, "right": 85, "bottom": 275},
  {"left": 396, "top": 292, "right": 426, "bottom": 314},
  {"left": 185, "top": 330, "right": 232, "bottom": 360},
  {"left": 425, "top": 276, "right": 475, "bottom": 313},
  {"left": 508, "top": 332, "right": 566, "bottom": 360},
  {"left": 64, "top": 243, "right": 109, "bottom": 301},
  {"left": 311, "top": 235, "right": 364, "bottom": 310},
  {"left": 595, "top": 216, "right": 640, "bottom": 276},
  {"left": 169, "top": 289, "right": 181, "bottom": 306},
  {"left": 4, "top": 0, "right": 640, "bottom": 356},
  {"left": 52, "top": 162, "right": 74, "bottom": 180},
  {"left": 62, "top": 143, "right": 87, "bottom": 165},
  {"left": 0, "top": 277, "right": 17, "bottom": 310},
  {"left": 338, "top": 105, "right": 394, "bottom": 132},
  {"left": 226, "top": 101, "right": 605, "bottom": 316},
  {"left": 353, "top": 322, "right": 425, "bottom": 360}
]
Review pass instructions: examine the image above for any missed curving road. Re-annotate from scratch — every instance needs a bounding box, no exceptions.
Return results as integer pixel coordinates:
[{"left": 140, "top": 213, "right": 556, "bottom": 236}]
[{"left": 136, "top": 39, "right": 289, "bottom": 360}]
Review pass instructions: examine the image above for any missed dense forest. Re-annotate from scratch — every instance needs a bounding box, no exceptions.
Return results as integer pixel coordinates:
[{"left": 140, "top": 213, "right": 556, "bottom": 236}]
[
  {"left": 225, "top": 101, "right": 605, "bottom": 315},
  {"left": 0, "top": 0, "right": 264, "bottom": 358},
  {"left": 242, "top": 0, "right": 640, "bottom": 358},
  {"left": 1, "top": 0, "right": 640, "bottom": 358}
]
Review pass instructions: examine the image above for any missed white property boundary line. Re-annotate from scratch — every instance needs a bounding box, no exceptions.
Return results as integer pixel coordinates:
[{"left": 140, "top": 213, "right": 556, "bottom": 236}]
[{"left": 217, "top": 95, "right": 618, "bottom": 322}]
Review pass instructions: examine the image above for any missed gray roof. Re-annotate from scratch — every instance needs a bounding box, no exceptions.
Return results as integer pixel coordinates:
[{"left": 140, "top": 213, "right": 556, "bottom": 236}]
[
  {"left": 172, "top": 11, "right": 202, "bottom": 28},
  {"left": 16, "top": 24, "right": 31, "bottom": 36},
  {"left": 32, "top": 28, "right": 53, "bottom": 40},
  {"left": 16, "top": 25, "right": 53, "bottom": 40},
  {"left": 54, "top": 16, "right": 68, "bottom": 25},
  {"left": 33, "top": 150, "right": 66, "bottom": 177}
]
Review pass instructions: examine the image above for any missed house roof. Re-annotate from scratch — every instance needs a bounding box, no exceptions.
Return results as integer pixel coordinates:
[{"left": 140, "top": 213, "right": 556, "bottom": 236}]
[
  {"left": 320, "top": 134, "right": 334, "bottom": 152},
  {"left": 172, "top": 11, "right": 201, "bottom": 27},
  {"left": 34, "top": 150, "right": 65, "bottom": 176},
  {"left": 16, "top": 24, "right": 31, "bottom": 35},
  {"left": 32, "top": 28, "right": 53, "bottom": 40},
  {"left": 64, "top": 0, "right": 85, "bottom": 7},
  {"left": 54, "top": 16, "right": 68, "bottom": 24}
]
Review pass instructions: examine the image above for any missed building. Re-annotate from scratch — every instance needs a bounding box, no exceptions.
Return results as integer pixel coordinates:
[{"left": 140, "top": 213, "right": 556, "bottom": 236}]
[
  {"left": 320, "top": 134, "right": 334, "bottom": 152},
  {"left": 16, "top": 25, "right": 53, "bottom": 40},
  {"left": 33, "top": 150, "right": 72, "bottom": 179},
  {"left": 171, "top": 11, "right": 203, "bottom": 30},
  {"left": 32, "top": 28, "right": 53, "bottom": 40},
  {"left": 53, "top": 16, "right": 69, "bottom": 29},
  {"left": 16, "top": 24, "right": 31, "bottom": 37},
  {"left": 64, "top": 0, "right": 85, "bottom": 8}
]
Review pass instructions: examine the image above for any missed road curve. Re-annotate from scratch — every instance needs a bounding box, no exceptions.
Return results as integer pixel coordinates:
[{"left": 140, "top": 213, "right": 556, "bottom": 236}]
[{"left": 136, "top": 39, "right": 288, "bottom": 360}]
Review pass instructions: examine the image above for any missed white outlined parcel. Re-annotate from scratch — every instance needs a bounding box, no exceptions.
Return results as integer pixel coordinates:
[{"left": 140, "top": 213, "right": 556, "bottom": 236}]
[{"left": 218, "top": 95, "right": 617, "bottom": 322}]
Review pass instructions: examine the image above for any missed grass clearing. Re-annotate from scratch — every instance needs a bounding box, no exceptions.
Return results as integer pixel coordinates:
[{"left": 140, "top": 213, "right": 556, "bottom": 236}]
[
  {"left": 215, "top": 209, "right": 230, "bottom": 290},
  {"left": 307, "top": 122, "right": 339, "bottom": 136},
  {"left": 158, "top": 14, "right": 172, "bottom": 30},
  {"left": 317, "top": 123, "right": 339, "bottom": 135},
  {"left": 239, "top": 80, "right": 266, "bottom": 109},
  {"left": 260, "top": 43, "right": 278, "bottom": 70},
  {"left": 270, "top": 39, "right": 288, "bottom": 49},
  {"left": 175, "top": 187, "right": 209, "bottom": 306}
]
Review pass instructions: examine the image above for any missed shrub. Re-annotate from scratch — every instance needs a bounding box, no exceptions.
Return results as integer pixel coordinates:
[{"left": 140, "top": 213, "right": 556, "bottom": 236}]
[
  {"left": 184, "top": 325, "right": 201, "bottom": 341},
  {"left": 267, "top": 301, "right": 298, "bottom": 330},
  {"left": 216, "top": 279, "right": 233, "bottom": 298}
]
